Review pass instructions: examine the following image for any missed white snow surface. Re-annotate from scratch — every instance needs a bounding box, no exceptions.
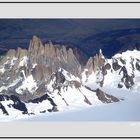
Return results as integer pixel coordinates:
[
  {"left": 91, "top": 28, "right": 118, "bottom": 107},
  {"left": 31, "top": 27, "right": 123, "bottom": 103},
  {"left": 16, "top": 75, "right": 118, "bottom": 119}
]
[
  {"left": 19, "top": 87, "right": 140, "bottom": 121},
  {"left": 16, "top": 74, "right": 37, "bottom": 94}
]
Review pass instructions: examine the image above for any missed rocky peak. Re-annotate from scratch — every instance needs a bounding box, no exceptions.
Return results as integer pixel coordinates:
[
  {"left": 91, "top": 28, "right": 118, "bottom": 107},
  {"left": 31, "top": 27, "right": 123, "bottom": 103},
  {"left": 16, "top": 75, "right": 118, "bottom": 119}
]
[
  {"left": 28, "top": 35, "right": 44, "bottom": 58},
  {"left": 27, "top": 36, "right": 80, "bottom": 71},
  {"left": 85, "top": 50, "right": 106, "bottom": 76},
  {"left": 44, "top": 40, "right": 56, "bottom": 58},
  {"left": 85, "top": 57, "right": 94, "bottom": 76},
  {"left": 6, "top": 49, "right": 16, "bottom": 58},
  {"left": 16, "top": 48, "right": 28, "bottom": 59},
  {"left": 0, "top": 35, "right": 83, "bottom": 96},
  {"left": 72, "top": 47, "right": 88, "bottom": 65},
  {"left": 28, "top": 35, "right": 43, "bottom": 50}
]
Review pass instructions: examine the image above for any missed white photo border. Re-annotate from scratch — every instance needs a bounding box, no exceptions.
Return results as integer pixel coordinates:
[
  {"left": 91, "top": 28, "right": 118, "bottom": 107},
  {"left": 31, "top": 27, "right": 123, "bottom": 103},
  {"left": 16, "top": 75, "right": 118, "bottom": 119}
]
[{"left": 0, "top": 2, "right": 140, "bottom": 138}]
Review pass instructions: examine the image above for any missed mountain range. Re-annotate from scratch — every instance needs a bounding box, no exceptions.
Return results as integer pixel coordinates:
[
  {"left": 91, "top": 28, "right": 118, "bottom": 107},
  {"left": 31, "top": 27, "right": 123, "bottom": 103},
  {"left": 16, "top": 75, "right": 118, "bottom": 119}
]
[{"left": 0, "top": 35, "right": 140, "bottom": 121}]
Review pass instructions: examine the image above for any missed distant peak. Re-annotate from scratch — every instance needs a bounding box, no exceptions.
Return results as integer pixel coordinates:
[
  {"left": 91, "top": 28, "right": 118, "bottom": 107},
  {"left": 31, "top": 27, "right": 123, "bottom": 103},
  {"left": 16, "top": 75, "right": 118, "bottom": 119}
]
[
  {"left": 31, "top": 35, "right": 43, "bottom": 43},
  {"left": 29, "top": 35, "right": 43, "bottom": 50},
  {"left": 32, "top": 35, "right": 40, "bottom": 41}
]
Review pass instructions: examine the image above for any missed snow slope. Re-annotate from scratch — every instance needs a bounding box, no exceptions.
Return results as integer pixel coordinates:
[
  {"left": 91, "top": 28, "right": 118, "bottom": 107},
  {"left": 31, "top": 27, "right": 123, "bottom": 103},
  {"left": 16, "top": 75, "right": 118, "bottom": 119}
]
[{"left": 19, "top": 87, "right": 140, "bottom": 121}]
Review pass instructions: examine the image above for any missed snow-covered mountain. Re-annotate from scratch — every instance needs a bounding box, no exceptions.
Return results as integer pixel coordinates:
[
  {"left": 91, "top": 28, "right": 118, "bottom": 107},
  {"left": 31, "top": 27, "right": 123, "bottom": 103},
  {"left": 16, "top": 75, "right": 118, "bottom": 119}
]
[
  {"left": 0, "top": 35, "right": 140, "bottom": 121},
  {"left": 83, "top": 49, "right": 140, "bottom": 90}
]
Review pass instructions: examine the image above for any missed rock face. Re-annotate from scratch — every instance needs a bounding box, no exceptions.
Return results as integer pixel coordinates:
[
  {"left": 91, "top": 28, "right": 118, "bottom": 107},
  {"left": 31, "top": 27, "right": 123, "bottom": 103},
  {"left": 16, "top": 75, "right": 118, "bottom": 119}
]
[
  {"left": 72, "top": 47, "right": 88, "bottom": 65},
  {"left": 27, "top": 36, "right": 81, "bottom": 77},
  {"left": 95, "top": 88, "right": 120, "bottom": 103},
  {"left": 85, "top": 50, "right": 105, "bottom": 75},
  {"left": 31, "top": 65, "right": 52, "bottom": 82},
  {"left": 0, "top": 94, "right": 28, "bottom": 115},
  {"left": 0, "top": 103, "right": 8, "bottom": 115},
  {"left": 84, "top": 49, "right": 106, "bottom": 87}
]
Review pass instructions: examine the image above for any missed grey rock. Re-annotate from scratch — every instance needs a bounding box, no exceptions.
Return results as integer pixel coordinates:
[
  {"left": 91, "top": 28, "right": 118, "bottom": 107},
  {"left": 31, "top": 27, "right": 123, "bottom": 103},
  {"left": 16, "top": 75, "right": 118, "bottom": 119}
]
[{"left": 95, "top": 88, "right": 120, "bottom": 103}]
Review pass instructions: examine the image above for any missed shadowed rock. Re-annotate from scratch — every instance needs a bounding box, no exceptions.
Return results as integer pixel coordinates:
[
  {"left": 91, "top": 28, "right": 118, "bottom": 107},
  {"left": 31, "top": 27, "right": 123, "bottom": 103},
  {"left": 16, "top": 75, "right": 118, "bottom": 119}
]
[
  {"left": 29, "top": 94, "right": 58, "bottom": 112},
  {"left": 112, "top": 61, "right": 121, "bottom": 71},
  {"left": 0, "top": 103, "right": 9, "bottom": 115},
  {"left": 95, "top": 88, "right": 119, "bottom": 103},
  {"left": 0, "top": 94, "right": 28, "bottom": 114}
]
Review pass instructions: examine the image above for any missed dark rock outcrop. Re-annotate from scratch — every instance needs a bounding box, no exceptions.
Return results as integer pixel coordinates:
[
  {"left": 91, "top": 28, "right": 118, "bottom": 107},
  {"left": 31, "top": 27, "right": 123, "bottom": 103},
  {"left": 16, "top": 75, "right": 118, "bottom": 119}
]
[
  {"left": 119, "top": 66, "right": 134, "bottom": 89},
  {"left": 112, "top": 61, "right": 121, "bottom": 71},
  {"left": 29, "top": 93, "right": 56, "bottom": 106},
  {"left": 0, "top": 103, "right": 9, "bottom": 115},
  {"left": 0, "top": 94, "right": 28, "bottom": 114},
  {"left": 136, "top": 62, "right": 140, "bottom": 71},
  {"left": 29, "top": 94, "right": 58, "bottom": 112},
  {"left": 95, "top": 88, "right": 120, "bottom": 103}
]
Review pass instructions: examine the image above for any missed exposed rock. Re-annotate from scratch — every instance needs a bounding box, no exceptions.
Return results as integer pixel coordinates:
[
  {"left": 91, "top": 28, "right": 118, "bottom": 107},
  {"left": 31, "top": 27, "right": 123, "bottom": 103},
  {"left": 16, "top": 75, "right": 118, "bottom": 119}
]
[
  {"left": 136, "top": 62, "right": 140, "bottom": 71},
  {"left": 84, "top": 95, "right": 92, "bottom": 105},
  {"left": 28, "top": 35, "right": 44, "bottom": 53},
  {"left": 112, "top": 61, "right": 121, "bottom": 71},
  {"left": 40, "top": 110, "right": 46, "bottom": 113},
  {"left": 27, "top": 36, "right": 81, "bottom": 76},
  {"left": 102, "top": 63, "right": 111, "bottom": 76},
  {"left": 72, "top": 47, "right": 88, "bottom": 65},
  {"left": 48, "top": 106, "right": 59, "bottom": 112},
  {"left": 102, "top": 66, "right": 107, "bottom": 76},
  {"left": 95, "top": 88, "right": 120, "bottom": 103},
  {"left": 0, "top": 103, "right": 8, "bottom": 115},
  {"left": 55, "top": 70, "right": 66, "bottom": 85},
  {"left": 16, "top": 47, "right": 28, "bottom": 59},
  {"left": 119, "top": 66, "right": 134, "bottom": 89},
  {"left": 29, "top": 93, "right": 56, "bottom": 106},
  {"left": 118, "top": 83, "right": 123, "bottom": 88},
  {"left": 28, "top": 36, "right": 44, "bottom": 65},
  {"left": 32, "top": 65, "right": 52, "bottom": 81},
  {"left": 10, "top": 95, "right": 28, "bottom": 114},
  {"left": 98, "top": 49, "right": 105, "bottom": 67},
  {"left": 0, "top": 94, "right": 28, "bottom": 114},
  {"left": 85, "top": 57, "right": 94, "bottom": 76},
  {"left": 6, "top": 49, "right": 16, "bottom": 58},
  {"left": 104, "top": 63, "right": 111, "bottom": 70},
  {"left": 73, "top": 80, "right": 81, "bottom": 88},
  {"left": 124, "top": 75, "right": 134, "bottom": 89},
  {"left": 44, "top": 41, "right": 56, "bottom": 58},
  {"left": 120, "top": 58, "right": 126, "bottom": 64},
  {"left": 85, "top": 50, "right": 106, "bottom": 81},
  {"left": 93, "top": 54, "right": 99, "bottom": 72},
  {"left": 29, "top": 93, "right": 58, "bottom": 113}
]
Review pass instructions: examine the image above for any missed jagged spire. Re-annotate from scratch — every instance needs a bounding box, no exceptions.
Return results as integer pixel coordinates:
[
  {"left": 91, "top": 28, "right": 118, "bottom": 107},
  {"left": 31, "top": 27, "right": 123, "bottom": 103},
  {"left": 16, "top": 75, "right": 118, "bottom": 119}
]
[
  {"left": 29, "top": 35, "right": 43, "bottom": 50},
  {"left": 99, "top": 49, "right": 105, "bottom": 59}
]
